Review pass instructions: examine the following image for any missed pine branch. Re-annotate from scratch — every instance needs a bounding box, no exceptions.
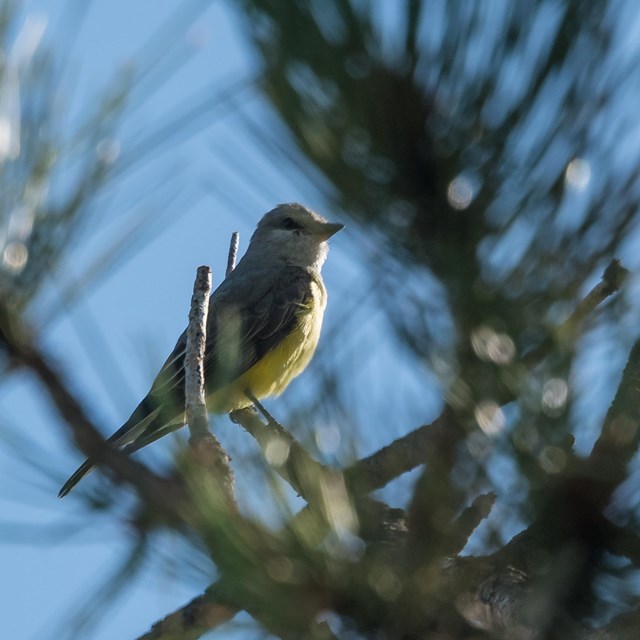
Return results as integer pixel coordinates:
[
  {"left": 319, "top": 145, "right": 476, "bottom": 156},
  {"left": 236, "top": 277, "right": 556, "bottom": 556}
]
[
  {"left": 344, "top": 410, "right": 460, "bottom": 494},
  {"left": 522, "top": 258, "right": 628, "bottom": 366},
  {"left": 136, "top": 587, "right": 237, "bottom": 640}
]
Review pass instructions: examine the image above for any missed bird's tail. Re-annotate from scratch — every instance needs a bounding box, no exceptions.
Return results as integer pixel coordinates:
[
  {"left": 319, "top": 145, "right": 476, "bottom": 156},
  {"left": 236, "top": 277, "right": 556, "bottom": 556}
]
[
  {"left": 58, "top": 459, "right": 95, "bottom": 498},
  {"left": 58, "top": 394, "right": 183, "bottom": 498}
]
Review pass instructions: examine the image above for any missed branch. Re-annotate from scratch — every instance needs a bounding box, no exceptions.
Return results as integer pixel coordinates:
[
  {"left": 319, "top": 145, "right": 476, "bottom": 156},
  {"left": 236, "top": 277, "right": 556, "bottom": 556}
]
[
  {"left": 184, "top": 265, "right": 236, "bottom": 505},
  {"left": 230, "top": 401, "right": 333, "bottom": 504},
  {"left": 185, "top": 266, "right": 212, "bottom": 440},
  {"left": 589, "top": 336, "right": 640, "bottom": 484},
  {"left": 136, "top": 586, "right": 237, "bottom": 640},
  {"left": 344, "top": 410, "right": 460, "bottom": 494},
  {"left": 446, "top": 492, "right": 497, "bottom": 557},
  {"left": 226, "top": 231, "right": 239, "bottom": 276},
  {"left": 232, "top": 399, "right": 401, "bottom": 546},
  {"left": 522, "top": 258, "right": 628, "bottom": 366},
  {"left": 565, "top": 258, "right": 629, "bottom": 330}
]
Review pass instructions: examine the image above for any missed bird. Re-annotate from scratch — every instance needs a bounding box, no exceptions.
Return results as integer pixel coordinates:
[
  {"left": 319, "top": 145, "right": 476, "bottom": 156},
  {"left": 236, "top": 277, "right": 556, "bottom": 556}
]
[{"left": 59, "top": 203, "right": 343, "bottom": 497}]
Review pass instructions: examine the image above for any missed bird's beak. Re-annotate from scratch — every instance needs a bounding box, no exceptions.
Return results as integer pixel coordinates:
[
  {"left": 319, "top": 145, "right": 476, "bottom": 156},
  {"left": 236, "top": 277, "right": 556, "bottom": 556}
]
[{"left": 312, "top": 221, "right": 345, "bottom": 240}]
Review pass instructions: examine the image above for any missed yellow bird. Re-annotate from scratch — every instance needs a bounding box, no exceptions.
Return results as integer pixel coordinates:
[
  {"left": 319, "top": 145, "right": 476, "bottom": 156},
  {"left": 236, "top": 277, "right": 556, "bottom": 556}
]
[{"left": 59, "top": 203, "right": 343, "bottom": 497}]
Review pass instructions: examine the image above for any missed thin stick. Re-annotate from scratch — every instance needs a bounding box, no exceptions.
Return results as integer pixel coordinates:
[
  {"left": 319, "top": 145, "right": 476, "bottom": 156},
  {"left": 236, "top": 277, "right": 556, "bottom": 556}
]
[
  {"left": 185, "top": 266, "right": 212, "bottom": 440},
  {"left": 523, "top": 259, "right": 628, "bottom": 365},
  {"left": 570, "top": 258, "right": 629, "bottom": 322},
  {"left": 231, "top": 396, "right": 332, "bottom": 503},
  {"left": 184, "top": 265, "right": 236, "bottom": 504},
  {"left": 226, "top": 231, "right": 239, "bottom": 276}
]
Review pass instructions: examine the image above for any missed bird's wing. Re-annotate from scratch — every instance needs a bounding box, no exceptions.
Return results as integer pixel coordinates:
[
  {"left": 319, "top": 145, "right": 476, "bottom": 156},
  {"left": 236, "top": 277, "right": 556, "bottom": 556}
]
[
  {"left": 119, "top": 266, "right": 314, "bottom": 441},
  {"left": 203, "top": 265, "right": 314, "bottom": 390}
]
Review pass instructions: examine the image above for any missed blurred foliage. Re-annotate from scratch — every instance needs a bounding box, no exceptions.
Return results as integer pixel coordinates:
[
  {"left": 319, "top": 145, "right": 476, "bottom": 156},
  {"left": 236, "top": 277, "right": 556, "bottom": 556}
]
[
  {"left": 0, "top": 2, "right": 128, "bottom": 312},
  {"left": 237, "top": 0, "right": 637, "bottom": 305},
  {"left": 234, "top": 0, "right": 640, "bottom": 478},
  {"left": 228, "top": 0, "right": 640, "bottom": 636}
]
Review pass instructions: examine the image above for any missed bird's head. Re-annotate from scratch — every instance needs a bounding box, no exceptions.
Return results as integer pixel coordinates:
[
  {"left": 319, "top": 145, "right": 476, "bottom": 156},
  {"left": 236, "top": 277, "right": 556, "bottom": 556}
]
[{"left": 247, "top": 203, "right": 344, "bottom": 270}]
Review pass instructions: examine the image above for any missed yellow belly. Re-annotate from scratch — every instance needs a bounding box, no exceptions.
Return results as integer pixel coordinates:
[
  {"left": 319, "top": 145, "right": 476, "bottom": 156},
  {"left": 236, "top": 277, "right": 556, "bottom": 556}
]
[{"left": 207, "top": 278, "right": 326, "bottom": 414}]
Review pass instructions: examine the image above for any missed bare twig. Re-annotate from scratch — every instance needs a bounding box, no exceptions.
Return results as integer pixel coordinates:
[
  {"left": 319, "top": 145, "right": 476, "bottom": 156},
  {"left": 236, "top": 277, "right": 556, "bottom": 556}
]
[
  {"left": 184, "top": 265, "right": 236, "bottom": 505},
  {"left": 226, "top": 231, "right": 239, "bottom": 276},
  {"left": 230, "top": 400, "right": 332, "bottom": 503},
  {"left": 185, "top": 266, "right": 212, "bottom": 441},
  {"left": 568, "top": 258, "right": 629, "bottom": 324},
  {"left": 523, "top": 258, "right": 628, "bottom": 365}
]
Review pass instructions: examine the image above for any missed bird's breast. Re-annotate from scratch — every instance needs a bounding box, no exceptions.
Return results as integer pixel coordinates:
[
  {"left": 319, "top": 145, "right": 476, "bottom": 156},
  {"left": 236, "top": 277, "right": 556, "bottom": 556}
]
[{"left": 208, "top": 274, "right": 327, "bottom": 413}]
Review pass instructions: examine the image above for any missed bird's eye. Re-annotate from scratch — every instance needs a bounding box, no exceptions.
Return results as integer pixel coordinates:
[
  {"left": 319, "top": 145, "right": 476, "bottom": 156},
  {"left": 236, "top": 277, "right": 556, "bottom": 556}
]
[{"left": 282, "top": 217, "right": 298, "bottom": 230}]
